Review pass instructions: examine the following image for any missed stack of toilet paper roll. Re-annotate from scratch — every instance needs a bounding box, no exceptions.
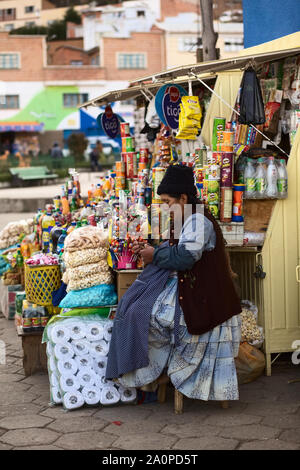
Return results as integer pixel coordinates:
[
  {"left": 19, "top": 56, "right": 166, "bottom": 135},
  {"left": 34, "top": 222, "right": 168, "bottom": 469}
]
[{"left": 46, "top": 316, "right": 137, "bottom": 410}]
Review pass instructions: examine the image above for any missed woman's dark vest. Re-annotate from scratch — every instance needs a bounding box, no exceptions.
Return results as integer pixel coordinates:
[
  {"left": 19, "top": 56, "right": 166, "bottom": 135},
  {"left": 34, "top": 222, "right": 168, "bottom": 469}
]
[{"left": 170, "top": 206, "right": 242, "bottom": 335}]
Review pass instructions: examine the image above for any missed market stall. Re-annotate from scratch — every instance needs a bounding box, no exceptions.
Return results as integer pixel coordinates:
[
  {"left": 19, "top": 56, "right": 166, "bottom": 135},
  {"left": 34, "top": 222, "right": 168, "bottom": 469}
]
[{"left": 1, "top": 36, "right": 299, "bottom": 413}]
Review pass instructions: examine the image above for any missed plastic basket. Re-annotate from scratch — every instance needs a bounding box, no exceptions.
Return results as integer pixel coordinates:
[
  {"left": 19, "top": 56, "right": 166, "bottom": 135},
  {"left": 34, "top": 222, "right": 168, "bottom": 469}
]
[{"left": 25, "top": 264, "right": 61, "bottom": 306}]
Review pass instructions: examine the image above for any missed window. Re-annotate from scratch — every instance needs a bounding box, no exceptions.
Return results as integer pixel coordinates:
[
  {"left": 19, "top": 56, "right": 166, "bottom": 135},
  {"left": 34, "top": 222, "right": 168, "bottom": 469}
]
[
  {"left": 0, "top": 53, "right": 20, "bottom": 69},
  {"left": 224, "top": 37, "right": 243, "bottom": 52},
  {"left": 0, "top": 8, "right": 16, "bottom": 21},
  {"left": 25, "top": 21, "right": 35, "bottom": 27},
  {"left": 63, "top": 93, "right": 88, "bottom": 108},
  {"left": 70, "top": 60, "right": 83, "bottom": 66},
  {"left": 25, "top": 6, "right": 34, "bottom": 14},
  {"left": 137, "top": 10, "right": 145, "bottom": 17},
  {"left": 118, "top": 53, "right": 146, "bottom": 69},
  {"left": 4, "top": 24, "right": 14, "bottom": 31},
  {"left": 178, "top": 37, "right": 197, "bottom": 52},
  {"left": 0, "top": 95, "right": 19, "bottom": 109},
  {"left": 91, "top": 56, "right": 99, "bottom": 66}
]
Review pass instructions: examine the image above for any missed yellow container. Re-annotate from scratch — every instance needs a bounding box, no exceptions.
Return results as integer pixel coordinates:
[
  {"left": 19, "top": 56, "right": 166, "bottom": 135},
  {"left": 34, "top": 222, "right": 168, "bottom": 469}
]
[{"left": 25, "top": 264, "right": 61, "bottom": 306}]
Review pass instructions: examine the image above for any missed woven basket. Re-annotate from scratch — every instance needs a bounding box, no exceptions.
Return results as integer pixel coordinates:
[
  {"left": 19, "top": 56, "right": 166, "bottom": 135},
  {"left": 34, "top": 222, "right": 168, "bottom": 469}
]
[{"left": 25, "top": 264, "right": 61, "bottom": 306}]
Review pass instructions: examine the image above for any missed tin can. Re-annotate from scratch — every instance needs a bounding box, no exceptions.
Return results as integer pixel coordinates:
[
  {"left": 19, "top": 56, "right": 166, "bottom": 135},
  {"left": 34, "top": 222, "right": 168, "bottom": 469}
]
[
  {"left": 152, "top": 167, "right": 167, "bottom": 203},
  {"left": 120, "top": 122, "right": 130, "bottom": 138},
  {"left": 126, "top": 137, "right": 135, "bottom": 152},
  {"left": 121, "top": 152, "right": 126, "bottom": 164},
  {"left": 220, "top": 187, "right": 233, "bottom": 223},
  {"left": 208, "top": 164, "right": 221, "bottom": 181},
  {"left": 140, "top": 148, "right": 149, "bottom": 159},
  {"left": 211, "top": 152, "right": 222, "bottom": 165},
  {"left": 221, "top": 131, "right": 234, "bottom": 152},
  {"left": 232, "top": 184, "right": 245, "bottom": 222},
  {"left": 126, "top": 179, "right": 133, "bottom": 192},
  {"left": 216, "top": 130, "right": 224, "bottom": 151},
  {"left": 121, "top": 137, "right": 127, "bottom": 153},
  {"left": 138, "top": 162, "right": 147, "bottom": 172},
  {"left": 194, "top": 168, "right": 204, "bottom": 183},
  {"left": 212, "top": 117, "right": 226, "bottom": 151},
  {"left": 116, "top": 176, "right": 125, "bottom": 191},
  {"left": 208, "top": 203, "right": 219, "bottom": 219},
  {"left": 221, "top": 152, "right": 234, "bottom": 187},
  {"left": 125, "top": 152, "right": 137, "bottom": 179},
  {"left": 116, "top": 161, "right": 125, "bottom": 175},
  {"left": 207, "top": 180, "right": 220, "bottom": 204}
]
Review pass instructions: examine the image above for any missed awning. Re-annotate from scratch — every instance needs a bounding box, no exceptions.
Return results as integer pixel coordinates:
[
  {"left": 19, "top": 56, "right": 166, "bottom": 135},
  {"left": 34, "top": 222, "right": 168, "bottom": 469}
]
[
  {"left": 79, "top": 73, "right": 216, "bottom": 109},
  {"left": 129, "top": 47, "right": 300, "bottom": 85},
  {"left": 0, "top": 122, "right": 44, "bottom": 133}
]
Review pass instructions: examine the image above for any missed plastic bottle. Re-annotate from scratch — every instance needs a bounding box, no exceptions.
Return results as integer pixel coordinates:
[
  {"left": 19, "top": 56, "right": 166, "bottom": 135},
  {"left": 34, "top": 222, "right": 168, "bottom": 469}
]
[
  {"left": 39, "top": 306, "right": 49, "bottom": 330},
  {"left": 57, "top": 228, "right": 68, "bottom": 255},
  {"left": 67, "top": 221, "right": 77, "bottom": 235},
  {"left": 61, "top": 196, "right": 70, "bottom": 215},
  {"left": 255, "top": 158, "right": 267, "bottom": 199},
  {"left": 266, "top": 157, "right": 278, "bottom": 198},
  {"left": 244, "top": 158, "right": 256, "bottom": 199},
  {"left": 50, "top": 223, "right": 63, "bottom": 254},
  {"left": 22, "top": 301, "right": 32, "bottom": 333},
  {"left": 41, "top": 212, "right": 55, "bottom": 253},
  {"left": 277, "top": 159, "right": 288, "bottom": 199},
  {"left": 16, "top": 244, "right": 24, "bottom": 268},
  {"left": 32, "top": 304, "right": 42, "bottom": 333}
]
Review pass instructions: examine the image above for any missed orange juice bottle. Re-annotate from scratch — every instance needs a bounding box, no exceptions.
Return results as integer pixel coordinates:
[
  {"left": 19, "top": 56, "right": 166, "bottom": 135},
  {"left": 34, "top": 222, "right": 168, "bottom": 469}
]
[{"left": 61, "top": 196, "right": 70, "bottom": 215}]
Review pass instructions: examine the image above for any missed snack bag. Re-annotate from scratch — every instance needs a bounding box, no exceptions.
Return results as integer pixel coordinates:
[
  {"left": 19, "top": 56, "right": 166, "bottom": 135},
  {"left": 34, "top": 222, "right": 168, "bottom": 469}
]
[{"left": 176, "top": 96, "right": 202, "bottom": 140}]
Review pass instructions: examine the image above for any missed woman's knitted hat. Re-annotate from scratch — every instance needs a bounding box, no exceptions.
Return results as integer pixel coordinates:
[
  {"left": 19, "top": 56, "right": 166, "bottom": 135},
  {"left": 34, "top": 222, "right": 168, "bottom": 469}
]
[{"left": 157, "top": 164, "right": 197, "bottom": 196}]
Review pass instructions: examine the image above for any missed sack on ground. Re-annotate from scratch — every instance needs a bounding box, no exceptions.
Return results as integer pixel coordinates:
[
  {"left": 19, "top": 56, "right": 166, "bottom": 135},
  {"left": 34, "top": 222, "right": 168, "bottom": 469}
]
[{"left": 235, "top": 342, "right": 265, "bottom": 384}]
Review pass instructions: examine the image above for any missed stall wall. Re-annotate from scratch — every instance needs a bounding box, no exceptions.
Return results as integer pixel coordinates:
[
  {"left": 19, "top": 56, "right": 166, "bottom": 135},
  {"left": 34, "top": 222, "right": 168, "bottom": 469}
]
[
  {"left": 200, "top": 70, "right": 243, "bottom": 147},
  {"left": 262, "top": 126, "right": 300, "bottom": 374}
]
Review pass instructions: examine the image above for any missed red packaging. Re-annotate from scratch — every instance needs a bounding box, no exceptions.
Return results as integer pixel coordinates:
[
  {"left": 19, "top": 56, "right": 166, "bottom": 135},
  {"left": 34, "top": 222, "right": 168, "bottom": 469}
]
[
  {"left": 88, "top": 215, "right": 97, "bottom": 226},
  {"left": 220, "top": 152, "right": 234, "bottom": 188},
  {"left": 125, "top": 152, "right": 137, "bottom": 179},
  {"left": 120, "top": 122, "right": 130, "bottom": 138}
]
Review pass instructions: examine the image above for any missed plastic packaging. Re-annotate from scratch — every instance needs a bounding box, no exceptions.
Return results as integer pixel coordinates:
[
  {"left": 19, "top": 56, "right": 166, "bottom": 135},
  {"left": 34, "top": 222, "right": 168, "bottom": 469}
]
[
  {"left": 277, "top": 159, "right": 288, "bottom": 199},
  {"left": 59, "top": 284, "right": 118, "bottom": 309},
  {"left": 255, "top": 158, "right": 267, "bottom": 199}
]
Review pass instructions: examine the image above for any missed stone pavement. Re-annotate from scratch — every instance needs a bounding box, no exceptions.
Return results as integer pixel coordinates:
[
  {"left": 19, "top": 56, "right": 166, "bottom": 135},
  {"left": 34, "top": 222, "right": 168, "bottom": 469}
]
[{"left": 0, "top": 312, "right": 300, "bottom": 451}]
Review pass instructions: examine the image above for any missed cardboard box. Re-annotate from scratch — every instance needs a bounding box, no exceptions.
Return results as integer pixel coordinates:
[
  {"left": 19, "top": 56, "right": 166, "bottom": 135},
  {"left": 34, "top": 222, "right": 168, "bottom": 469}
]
[{"left": 115, "top": 269, "right": 142, "bottom": 301}]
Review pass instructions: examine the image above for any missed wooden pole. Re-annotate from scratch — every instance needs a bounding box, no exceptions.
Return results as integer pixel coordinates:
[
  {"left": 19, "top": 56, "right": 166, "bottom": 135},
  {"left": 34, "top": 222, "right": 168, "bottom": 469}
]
[{"left": 200, "top": 0, "right": 218, "bottom": 61}]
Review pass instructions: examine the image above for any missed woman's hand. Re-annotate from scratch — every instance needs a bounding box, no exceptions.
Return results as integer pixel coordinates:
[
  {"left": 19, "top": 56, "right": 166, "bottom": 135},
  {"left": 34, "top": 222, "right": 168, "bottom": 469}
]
[
  {"left": 140, "top": 245, "right": 155, "bottom": 265},
  {"left": 132, "top": 240, "right": 143, "bottom": 255}
]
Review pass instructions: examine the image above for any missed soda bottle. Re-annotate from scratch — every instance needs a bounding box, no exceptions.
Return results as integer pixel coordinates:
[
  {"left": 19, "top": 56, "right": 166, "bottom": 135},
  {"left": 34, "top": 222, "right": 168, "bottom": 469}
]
[
  {"left": 67, "top": 221, "right": 77, "bottom": 235},
  {"left": 277, "top": 159, "right": 288, "bottom": 199},
  {"left": 244, "top": 158, "right": 256, "bottom": 199},
  {"left": 31, "top": 304, "right": 42, "bottom": 333},
  {"left": 40, "top": 306, "right": 49, "bottom": 330},
  {"left": 255, "top": 158, "right": 267, "bottom": 199},
  {"left": 57, "top": 228, "right": 68, "bottom": 255},
  {"left": 16, "top": 245, "right": 24, "bottom": 268},
  {"left": 22, "top": 301, "right": 32, "bottom": 333},
  {"left": 42, "top": 211, "right": 55, "bottom": 253},
  {"left": 50, "top": 222, "right": 63, "bottom": 254},
  {"left": 266, "top": 157, "right": 278, "bottom": 198}
]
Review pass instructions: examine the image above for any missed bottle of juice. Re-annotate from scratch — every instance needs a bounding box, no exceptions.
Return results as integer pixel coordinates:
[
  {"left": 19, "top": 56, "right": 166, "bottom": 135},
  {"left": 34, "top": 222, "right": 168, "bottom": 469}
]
[
  {"left": 31, "top": 304, "right": 42, "bottom": 333},
  {"left": 61, "top": 196, "right": 70, "bottom": 215},
  {"left": 42, "top": 211, "right": 55, "bottom": 253},
  {"left": 255, "top": 158, "right": 267, "bottom": 199},
  {"left": 22, "top": 301, "right": 32, "bottom": 334},
  {"left": 16, "top": 244, "right": 24, "bottom": 268},
  {"left": 67, "top": 221, "right": 77, "bottom": 235}
]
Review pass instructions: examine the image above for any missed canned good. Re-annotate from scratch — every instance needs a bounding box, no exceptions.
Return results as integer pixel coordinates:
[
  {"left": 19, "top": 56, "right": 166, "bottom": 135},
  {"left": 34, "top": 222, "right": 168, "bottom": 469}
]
[
  {"left": 194, "top": 168, "right": 204, "bottom": 183},
  {"left": 116, "top": 176, "right": 125, "bottom": 190},
  {"left": 212, "top": 117, "right": 226, "bottom": 151},
  {"left": 121, "top": 137, "right": 127, "bottom": 153},
  {"left": 116, "top": 161, "right": 125, "bottom": 175},
  {"left": 208, "top": 164, "right": 221, "bottom": 181},
  {"left": 120, "top": 122, "right": 130, "bottom": 138},
  {"left": 138, "top": 162, "right": 147, "bottom": 172},
  {"left": 140, "top": 148, "right": 149, "bottom": 159},
  {"left": 208, "top": 203, "right": 219, "bottom": 219},
  {"left": 126, "top": 179, "right": 133, "bottom": 192},
  {"left": 232, "top": 184, "right": 245, "bottom": 222},
  {"left": 221, "top": 152, "right": 234, "bottom": 187},
  {"left": 152, "top": 167, "right": 167, "bottom": 203},
  {"left": 220, "top": 187, "right": 233, "bottom": 223},
  {"left": 126, "top": 137, "right": 135, "bottom": 152},
  {"left": 125, "top": 152, "right": 137, "bottom": 179}
]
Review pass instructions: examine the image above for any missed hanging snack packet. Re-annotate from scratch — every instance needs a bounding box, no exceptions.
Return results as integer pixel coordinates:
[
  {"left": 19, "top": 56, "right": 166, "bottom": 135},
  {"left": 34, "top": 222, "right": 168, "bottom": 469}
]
[{"left": 176, "top": 96, "right": 202, "bottom": 140}]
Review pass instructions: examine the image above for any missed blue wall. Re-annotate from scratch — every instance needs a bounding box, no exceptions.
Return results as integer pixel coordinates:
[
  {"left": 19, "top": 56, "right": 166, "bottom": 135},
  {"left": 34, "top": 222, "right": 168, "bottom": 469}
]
[{"left": 243, "top": 0, "right": 300, "bottom": 48}]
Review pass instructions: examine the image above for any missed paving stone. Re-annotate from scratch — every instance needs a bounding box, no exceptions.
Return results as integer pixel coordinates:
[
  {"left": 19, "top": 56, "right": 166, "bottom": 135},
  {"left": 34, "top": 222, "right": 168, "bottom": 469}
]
[
  {"left": 244, "top": 403, "right": 300, "bottom": 416},
  {"left": 0, "top": 414, "right": 53, "bottom": 430},
  {"left": 20, "top": 374, "right": 49, "bottom": 386},
  {"left": 173, "top": 436, "right": 238, "bottom": 450},
  {"left": 55, "top": 431, "right": 117, "bottom": 450},
  {"left": 161, "top": 422, "right": 221, "bottom": 438},
  {"left": 47, "top": 416, "right": 108, "bottom": 433},
  {"left": 103, "top": 421, "right": 164, "bottom": 436},
  {"left": 279, "top": 429, "right": 300, "bottom": 444},
  {"left": 203, "top": 413, "right": 262, "bottom": 427},
  {"left": 262, "top": 414, "right": 300, "bottom": 429},
  {"left": 184, "top": 399, "right": 248, "bottom": 414},
  {"left": 0, "top": 391, "right": 39, "bottom": 406},
  {"left": 14, "top": 445, "right": 63, "bottom": 450},
  {"left": 0, "top": 443, "right": 13, "bottom": 450},
  {"left": 0, "top": 382, "right": 32, "bottom": 393},
  {"left": 1, "top": 428, "right": 60, "bottom": 446},
  {"left": 94, "top": 405, "right": 153, "bottom": 422},
  {"left": 113, "top": 432, "right": 177, "bottom": 450},
  {"left": 0, "top": 403, "right": 44, "bottom": 418},
  {"left": 219, "top": 424, "right": 281, "bottom": 440},
  {"left": 238, "top": 388, "right": 279, "bottom": 403},
  {"left": 0, "top": 373, "right": 24, "bottom": 383},
  {"left": 40, "top": 406, "right": 96, "bottom": 419},
  {"left": 145, "top": 409, "right": 210, "bottom": 426},
  {"left": 238, "top": 439, "right": 300, "bottom": 450}
]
